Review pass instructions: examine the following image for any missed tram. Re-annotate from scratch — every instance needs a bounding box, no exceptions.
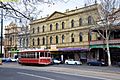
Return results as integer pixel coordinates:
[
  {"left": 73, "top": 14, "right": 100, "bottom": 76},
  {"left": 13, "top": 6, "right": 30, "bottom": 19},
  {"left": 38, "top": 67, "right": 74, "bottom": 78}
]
[{"left": 18, "top": 49, "right": 52, "bottom": 65}]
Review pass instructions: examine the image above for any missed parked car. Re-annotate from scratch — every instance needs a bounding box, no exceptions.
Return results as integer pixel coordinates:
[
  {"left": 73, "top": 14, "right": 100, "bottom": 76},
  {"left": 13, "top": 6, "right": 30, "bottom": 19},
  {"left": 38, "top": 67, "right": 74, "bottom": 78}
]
[
  {"left": 2, "top": 58, "right": 12, "bottom": 62},
  {"left": 0, "top": 58, "right": 2, "bottom": 65},
  {"left": 117, "top": 62, "right": 120, "bottom": 66},
  {"left": 11, "top": 58, "right": 18, "bottom": 62},
  {"left": 87, "top": 61, "right": 107, "bottom": 66},
  {"left": 65, "top": 59, "right": 82, "bottom": 65},
  {"left": 52, "top": 59, "right": 61, "bottom": 64}
]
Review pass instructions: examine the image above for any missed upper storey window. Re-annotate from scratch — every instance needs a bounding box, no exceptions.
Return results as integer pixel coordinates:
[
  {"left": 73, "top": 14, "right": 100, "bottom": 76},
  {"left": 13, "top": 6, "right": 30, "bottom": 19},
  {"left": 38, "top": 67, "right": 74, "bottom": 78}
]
[
  {"left": 50, "top": 24, "right": 52, "bottom": 31},
  {"left": 62, "top": 22, "right": 65, "bottom": 29},
  {"left": 37, "top": 27, "right": 39, "bottom": 33},
  {"left": 42, "top": 25, "right": 45, "bottom": 32},
  {"left": 71, "top": 33, "right": 74, "bottom": 43},
  {"left": 88, "top": 16, "right": 93, "bottom": 25},
  {"left": 79, "top": 18, "right": 82, "bottom": 26},
  {"left": 33, "top": 28, "right": 35, "bottom": 34},
  {"left": 56, "top": 23, "right": 59, "bottom": 30},
  {"left": 71, "top": 19, "right": 74, "bottom": 28}
]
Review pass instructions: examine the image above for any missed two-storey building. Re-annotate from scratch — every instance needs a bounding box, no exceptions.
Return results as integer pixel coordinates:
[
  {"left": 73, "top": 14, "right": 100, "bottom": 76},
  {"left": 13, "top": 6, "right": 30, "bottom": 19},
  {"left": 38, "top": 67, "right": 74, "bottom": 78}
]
[
  {"left": 30, "top": 4, "right": 99, "bottom": 63},
  {"left": 4, "top": 22, "right": 21, "bottom": 58}
]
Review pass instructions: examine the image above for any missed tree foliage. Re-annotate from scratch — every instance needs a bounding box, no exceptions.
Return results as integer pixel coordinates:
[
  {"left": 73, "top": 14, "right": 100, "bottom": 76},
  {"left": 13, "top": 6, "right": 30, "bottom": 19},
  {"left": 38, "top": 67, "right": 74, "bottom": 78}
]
[{"left": 0, "top": 0, "right": 68, "bottom": 25}]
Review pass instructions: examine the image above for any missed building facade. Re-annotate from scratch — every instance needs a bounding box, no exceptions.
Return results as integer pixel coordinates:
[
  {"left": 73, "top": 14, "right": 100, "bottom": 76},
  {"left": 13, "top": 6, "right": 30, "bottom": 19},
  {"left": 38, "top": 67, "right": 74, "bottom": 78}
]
[
  {"left": 4, "top": 22, "right": 21, "bottom": 58},
  {"left": 17, "top": 25, "right": 30, "bottom": 50},
  {"left": 30, "top": 4, "right": 99, "bottom": 63}
]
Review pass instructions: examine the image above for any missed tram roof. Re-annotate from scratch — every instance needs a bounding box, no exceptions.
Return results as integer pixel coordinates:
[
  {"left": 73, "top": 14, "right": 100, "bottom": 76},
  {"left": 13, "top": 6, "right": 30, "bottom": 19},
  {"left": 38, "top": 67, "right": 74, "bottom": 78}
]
[{"left": 19, "top": 48, "right": 49, "bottom": 53}]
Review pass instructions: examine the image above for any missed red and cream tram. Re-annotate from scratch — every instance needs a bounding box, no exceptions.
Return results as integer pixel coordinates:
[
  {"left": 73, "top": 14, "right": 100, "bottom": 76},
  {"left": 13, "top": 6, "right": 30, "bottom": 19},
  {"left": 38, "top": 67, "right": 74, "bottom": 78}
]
[{"left": 18, "top": 49, "right": 52, "bottom": 65}]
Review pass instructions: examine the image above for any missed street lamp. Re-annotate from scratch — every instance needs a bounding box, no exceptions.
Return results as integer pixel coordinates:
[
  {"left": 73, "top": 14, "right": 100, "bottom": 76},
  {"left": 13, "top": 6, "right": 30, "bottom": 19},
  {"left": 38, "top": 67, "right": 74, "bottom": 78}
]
[{"left": 0, "top": 8, "right": 3, "bottom": 57}]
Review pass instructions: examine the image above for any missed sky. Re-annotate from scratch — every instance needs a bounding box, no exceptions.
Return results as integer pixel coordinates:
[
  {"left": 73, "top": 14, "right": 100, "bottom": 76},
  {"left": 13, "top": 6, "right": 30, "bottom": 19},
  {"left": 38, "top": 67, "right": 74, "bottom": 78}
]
[{"left": 1, "top": 0, "right": 95, "bottom": 34}]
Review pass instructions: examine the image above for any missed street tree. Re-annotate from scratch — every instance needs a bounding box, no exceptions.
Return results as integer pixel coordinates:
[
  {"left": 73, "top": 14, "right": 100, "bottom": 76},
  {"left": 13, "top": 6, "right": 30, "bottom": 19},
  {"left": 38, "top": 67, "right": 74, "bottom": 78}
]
[
  {"left": 0, "top": 0, "right": 69, "bottom": 57},
  {"left": 88, "top": 0, "right": 120, "bottom": 66}
]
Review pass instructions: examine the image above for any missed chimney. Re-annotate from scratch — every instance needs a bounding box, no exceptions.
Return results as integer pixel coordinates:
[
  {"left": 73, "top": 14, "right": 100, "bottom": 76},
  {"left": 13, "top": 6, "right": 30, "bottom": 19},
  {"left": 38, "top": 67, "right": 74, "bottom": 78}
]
[{"left": 66, "top": 9, "right": 69, "bottom": 12}]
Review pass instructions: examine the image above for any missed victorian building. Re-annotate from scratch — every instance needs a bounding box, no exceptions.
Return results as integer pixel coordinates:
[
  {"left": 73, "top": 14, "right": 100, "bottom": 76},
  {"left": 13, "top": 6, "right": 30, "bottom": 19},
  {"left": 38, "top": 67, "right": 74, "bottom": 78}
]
[
  {"left": 17, "top": 25, "right": 30, "bottom": 50},
  {"left": 30, "top": 4, "right": 99, "bottom": 63},
  {"left": 4, "top": 22, "right": 21, "bottom": 58}
]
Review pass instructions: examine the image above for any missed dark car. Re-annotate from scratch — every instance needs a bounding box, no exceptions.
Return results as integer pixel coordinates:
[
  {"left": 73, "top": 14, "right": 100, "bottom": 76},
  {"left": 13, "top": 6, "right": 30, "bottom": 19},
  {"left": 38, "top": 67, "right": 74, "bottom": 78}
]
[
  {"left": 87, "top": 61, "right": 107, "bottom": 66},
  {"left": 118, "top": 62, "right": 120, "bottom": 66},
  {"left": 2, "top": 58, "right": 12, "bottom": 62}
]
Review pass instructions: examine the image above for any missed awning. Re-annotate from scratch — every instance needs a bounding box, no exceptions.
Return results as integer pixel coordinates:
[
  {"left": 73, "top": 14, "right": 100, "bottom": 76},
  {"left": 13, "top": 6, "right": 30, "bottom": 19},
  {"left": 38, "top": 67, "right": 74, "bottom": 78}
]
[
  {"left": 90, "top": 45, "right": 120, "bottom": 49},
  {"left": 58, "top": 47, "right": 89, "bottom": 51},
  {"left": 8, "top": 50, "right": 19, "bottom": 53}
]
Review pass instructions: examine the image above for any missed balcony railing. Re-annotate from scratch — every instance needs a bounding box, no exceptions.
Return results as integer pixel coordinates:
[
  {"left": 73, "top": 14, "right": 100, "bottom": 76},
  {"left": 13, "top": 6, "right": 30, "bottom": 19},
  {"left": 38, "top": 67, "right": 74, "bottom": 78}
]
[{"left": 90, "top": 39, "right": 120, "bottom": 45}]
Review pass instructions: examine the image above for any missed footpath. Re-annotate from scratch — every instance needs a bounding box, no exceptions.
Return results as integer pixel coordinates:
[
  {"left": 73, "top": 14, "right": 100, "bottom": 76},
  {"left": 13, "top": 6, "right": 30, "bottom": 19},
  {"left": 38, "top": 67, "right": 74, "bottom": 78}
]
[{"left": 0, "top": 63, "right": 120, "bottom": 80}]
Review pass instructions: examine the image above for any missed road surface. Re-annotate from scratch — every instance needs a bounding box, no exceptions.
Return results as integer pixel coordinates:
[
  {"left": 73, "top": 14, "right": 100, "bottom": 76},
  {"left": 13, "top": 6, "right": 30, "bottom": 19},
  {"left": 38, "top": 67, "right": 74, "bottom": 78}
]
[{"left": 0, "top": 67, "right": 105, "bottom": 80}]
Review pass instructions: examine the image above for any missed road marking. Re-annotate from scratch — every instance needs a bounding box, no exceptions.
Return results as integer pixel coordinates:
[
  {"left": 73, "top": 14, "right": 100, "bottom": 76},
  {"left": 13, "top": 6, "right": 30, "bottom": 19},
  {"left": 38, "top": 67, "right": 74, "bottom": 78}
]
[{"left": 17, "top": 72, "right": 55, "bottom": 80}]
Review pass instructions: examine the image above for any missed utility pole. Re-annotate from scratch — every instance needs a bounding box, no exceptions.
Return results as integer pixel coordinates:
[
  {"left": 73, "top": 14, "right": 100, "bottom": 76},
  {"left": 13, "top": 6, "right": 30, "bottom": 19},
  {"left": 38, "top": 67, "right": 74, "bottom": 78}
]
[{"left": 0, "top": 8, "right": 3, "bottom": 57}]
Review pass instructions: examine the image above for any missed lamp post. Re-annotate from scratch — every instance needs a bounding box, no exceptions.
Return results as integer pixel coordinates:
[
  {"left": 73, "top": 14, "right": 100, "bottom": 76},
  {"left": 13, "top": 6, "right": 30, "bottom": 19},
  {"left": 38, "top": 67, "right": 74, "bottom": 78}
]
[{"left": 0, "top": 8, "right": 3, "bottom": 57}]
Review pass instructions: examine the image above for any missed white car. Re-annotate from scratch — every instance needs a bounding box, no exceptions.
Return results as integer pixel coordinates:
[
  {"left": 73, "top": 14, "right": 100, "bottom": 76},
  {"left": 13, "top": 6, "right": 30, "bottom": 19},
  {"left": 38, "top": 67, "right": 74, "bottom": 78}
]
[
  {"left": 65, "top": 59, "right": 82, "bottom": 65},
  {"left": 11, "top": 58, "right": 18, "bottom": 62},
  {"left": 53, "top": 59, "right": 61, "bottom": 64}
]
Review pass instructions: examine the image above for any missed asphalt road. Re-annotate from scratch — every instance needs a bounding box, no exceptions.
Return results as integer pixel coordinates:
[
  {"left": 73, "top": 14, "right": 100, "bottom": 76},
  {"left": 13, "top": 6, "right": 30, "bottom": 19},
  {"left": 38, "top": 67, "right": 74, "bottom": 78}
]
[{"left": 0, "top": 67, "right": 104, "bottom": 80}]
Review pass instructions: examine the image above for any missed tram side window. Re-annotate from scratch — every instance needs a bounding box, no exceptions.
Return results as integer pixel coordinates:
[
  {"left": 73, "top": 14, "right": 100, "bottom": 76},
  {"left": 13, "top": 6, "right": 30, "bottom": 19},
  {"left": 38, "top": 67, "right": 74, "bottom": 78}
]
[
  {"left": 40, "top": 52, "right": 44, "bottom": 57},
  {"left": 28, "top": 52, "right": 35, "bottom": 58},
  {"left": 45, "top": 52, "right": 47, "bottom": 57},
  {"left": 48, "top": 53, "right": 51, "bottom": 57},
  {"left": 21, "top": 53, "right": 26, "bottom": 58},
  {"left": 37, "top": 52, "right": 39, "bottom": 58}
]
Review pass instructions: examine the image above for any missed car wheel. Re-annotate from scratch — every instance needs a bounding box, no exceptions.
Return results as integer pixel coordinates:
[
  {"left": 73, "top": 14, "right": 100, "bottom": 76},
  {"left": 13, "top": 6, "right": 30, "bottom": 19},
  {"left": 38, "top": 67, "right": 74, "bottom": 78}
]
[
  {"left": 88, "top": 63, "right": 91, "bottom": 66},
  {"left": 99, "top": 64, "right": 102, "bottom": 66},
  {"left": 75, "top": 62, "right": 77, "bottom": 65},
  {"left": 66, "top": 62, "right": 68, "bottom": 64}
]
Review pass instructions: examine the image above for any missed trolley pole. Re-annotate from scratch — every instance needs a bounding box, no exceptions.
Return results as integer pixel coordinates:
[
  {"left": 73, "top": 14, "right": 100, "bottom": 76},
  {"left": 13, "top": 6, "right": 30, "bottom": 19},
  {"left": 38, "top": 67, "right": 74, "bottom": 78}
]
[{"left": 0, "top": 7, "right": 3, "bottom": 57}]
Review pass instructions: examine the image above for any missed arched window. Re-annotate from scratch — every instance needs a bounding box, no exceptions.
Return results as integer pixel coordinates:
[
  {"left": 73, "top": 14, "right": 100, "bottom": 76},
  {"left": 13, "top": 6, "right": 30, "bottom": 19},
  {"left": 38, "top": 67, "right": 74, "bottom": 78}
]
[
  {"left": 26, "top": 38, "right": 28, "bottom": 47},
  {"left": 56, "top": 36, "right": 59, "bottom": 44},
  {"left": 50, "top": 36, "right": 52, "bottom": 44},
  {"left": 62, "top": 35, "right": 64, "bottom": 43},
  {"left": 71, "top": 33, "right": 74, "bottom": 42},
  {"left": 37, "top": 38, "right": 40, "bottom": 45},
  {"left": 79, "top": 32, "right": 83, "bottom": 42},
  {"left": 37, "top": 27, "right": 39, "bottom": 33},
  {"left": 79, "top": 18, "right": 82, "bottom": 26},
  {"left": 62, "top": 22, "right": 65, "bottom": 29},
  {"left": 89, "top": 32, "right": 92, "bottom": 41},
  {"left": 71, "top": 19, "right": 74, "bottom": 28},
  {"left": 42, "top": 25, "right": 45, "bottom": 32},
  {"left": 88, "top": 16, "right": 93, "bottom": 25},
  {"left": 32, "top": 38, "right": 34, "bottom": 46},
  {"left": 20, "top": 38, "right": 22, "bottom": 47},
  {"left": 42, "top": 37, "right": 45, "bottom": 45},
  {"left": 50, "top": 24, "right": 52, "bottom": 31},
  {"left": 56, "top": 23, "right": 59, "bottom": 30},
  {"left": 33, "top": 28, "right": 35, "bottom": 34}
]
